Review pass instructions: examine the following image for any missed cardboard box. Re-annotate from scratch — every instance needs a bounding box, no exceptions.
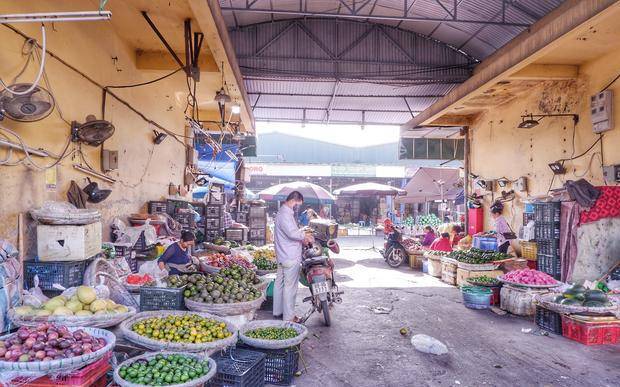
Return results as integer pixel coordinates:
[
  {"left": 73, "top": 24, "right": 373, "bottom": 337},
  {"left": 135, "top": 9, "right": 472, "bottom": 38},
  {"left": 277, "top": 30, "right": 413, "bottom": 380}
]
[{"left": 37, "top": 222, "right": 101, "bottom": 261}]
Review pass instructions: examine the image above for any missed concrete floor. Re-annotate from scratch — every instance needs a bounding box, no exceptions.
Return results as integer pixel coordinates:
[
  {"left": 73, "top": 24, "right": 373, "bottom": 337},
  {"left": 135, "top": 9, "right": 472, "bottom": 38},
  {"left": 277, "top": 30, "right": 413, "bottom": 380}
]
[{"left": 260, "top": 236, "right": 620, "bottom": 387}]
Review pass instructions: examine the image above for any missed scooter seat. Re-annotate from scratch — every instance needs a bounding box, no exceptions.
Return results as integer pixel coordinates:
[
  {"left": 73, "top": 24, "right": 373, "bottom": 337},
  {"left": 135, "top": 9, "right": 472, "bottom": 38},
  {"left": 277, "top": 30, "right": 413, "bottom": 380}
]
[{"left": 302, "top": 256, "right": 328, "bottom": 268}]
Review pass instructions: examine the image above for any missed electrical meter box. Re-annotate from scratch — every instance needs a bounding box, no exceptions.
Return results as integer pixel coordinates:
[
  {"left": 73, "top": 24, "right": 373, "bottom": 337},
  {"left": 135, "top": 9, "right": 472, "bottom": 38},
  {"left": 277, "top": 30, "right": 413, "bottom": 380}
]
[
  {"left": 603, "top": 165, "right": 620, "bottom": 182},
  {"left": 591, "top": 90, "right": 613, "bottom": 133}
]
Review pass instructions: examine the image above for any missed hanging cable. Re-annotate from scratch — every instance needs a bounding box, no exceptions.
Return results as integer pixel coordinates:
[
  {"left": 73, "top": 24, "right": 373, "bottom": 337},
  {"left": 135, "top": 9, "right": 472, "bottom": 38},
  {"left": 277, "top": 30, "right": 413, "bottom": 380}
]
[
  {"left": 0, "top": 24, "right": 46, "bottom": 95},
  {"left": 2, "top": 24, "right": 188, "bottom": 146}
]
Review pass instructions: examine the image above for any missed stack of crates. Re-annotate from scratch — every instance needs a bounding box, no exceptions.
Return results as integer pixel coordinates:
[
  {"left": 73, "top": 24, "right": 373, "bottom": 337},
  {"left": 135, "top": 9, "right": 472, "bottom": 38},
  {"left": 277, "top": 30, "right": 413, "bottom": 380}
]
[
  {"left": 534, "top": 202, "right": 561, "bottom": 280},
  {"left": 113, "top": 242, "right": 137, "bottom": 274},
  {"left": 248, "top": 205, "right": 267, "bottom": 246},
  {"left": 205, "top": 183, "right": 225, "bottom": 242}
]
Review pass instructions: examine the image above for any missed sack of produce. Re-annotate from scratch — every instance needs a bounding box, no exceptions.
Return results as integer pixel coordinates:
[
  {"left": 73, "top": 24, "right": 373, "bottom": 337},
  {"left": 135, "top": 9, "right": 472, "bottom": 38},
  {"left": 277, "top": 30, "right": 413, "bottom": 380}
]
[
  {"left": 113, "top": 351, "right": 217, "bottom": 387},
  {"left": 239, "top": 320, "right": 307, "bottom": 350}
]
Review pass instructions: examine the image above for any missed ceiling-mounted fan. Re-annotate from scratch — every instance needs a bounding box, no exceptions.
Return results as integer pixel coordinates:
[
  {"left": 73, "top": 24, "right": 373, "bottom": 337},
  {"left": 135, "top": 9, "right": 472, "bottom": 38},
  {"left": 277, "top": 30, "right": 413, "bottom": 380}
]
[
  {"left": 71, "top": 115, "right": 115, "bottom": 146},
  {"left": 0, "top": 83, "right": 55, "bottom": 122}
]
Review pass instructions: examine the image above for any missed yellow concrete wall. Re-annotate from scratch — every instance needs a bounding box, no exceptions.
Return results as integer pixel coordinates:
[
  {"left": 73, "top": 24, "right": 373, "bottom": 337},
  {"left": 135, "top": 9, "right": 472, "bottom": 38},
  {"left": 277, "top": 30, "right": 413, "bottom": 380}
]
[
  {"left": 469, "top": 47, "right": 620, "bottom": 232},
  {"left": 0, "top": 6, "right": 193, "bottom": 250}
]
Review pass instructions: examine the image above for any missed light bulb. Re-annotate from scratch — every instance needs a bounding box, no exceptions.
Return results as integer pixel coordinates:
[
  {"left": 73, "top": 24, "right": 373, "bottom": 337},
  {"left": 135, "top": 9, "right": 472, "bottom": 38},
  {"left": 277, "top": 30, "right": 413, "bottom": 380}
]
[{"left": 231, "top": 104, "right": 241, "bottom": 114}]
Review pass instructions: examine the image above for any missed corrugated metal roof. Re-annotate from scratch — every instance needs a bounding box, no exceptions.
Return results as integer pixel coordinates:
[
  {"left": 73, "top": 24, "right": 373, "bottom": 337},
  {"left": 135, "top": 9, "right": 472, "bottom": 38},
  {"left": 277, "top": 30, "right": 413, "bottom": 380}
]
[{"left": 219, "top": 0, "right": 564, "bottom": 125}]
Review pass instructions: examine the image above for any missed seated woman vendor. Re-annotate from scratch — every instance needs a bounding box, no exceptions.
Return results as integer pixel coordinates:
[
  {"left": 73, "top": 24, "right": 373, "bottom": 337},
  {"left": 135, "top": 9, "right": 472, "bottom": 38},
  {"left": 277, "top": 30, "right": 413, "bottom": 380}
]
[{"left": 158, "top": 231, "right": 196, "bottom": 275}]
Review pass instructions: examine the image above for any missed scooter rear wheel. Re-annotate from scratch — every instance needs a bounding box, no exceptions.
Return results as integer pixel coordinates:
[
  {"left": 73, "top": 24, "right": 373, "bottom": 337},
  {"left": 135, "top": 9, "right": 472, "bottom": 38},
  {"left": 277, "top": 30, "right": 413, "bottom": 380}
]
[
  {"left": 386, "top": 246, "right": 407, "bottom": 268},
  {"left": 321, "top": 300, "right": 331, "bottom": 326}
]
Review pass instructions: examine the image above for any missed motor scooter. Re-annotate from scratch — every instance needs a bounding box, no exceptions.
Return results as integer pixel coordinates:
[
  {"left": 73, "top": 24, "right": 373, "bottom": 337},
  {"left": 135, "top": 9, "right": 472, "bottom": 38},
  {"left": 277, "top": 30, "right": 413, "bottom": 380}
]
[
  {"left": 381, "top": 225, "right": 409, "bottom": 268},
  {"left": 299, "top": 220, "right": 343, "bottom": 326}
]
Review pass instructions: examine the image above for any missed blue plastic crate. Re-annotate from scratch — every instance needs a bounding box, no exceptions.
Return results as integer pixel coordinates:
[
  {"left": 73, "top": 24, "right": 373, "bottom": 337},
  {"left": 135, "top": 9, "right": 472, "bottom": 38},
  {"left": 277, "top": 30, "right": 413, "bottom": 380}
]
[
  {"left": 208, "top": 348, "right": 265, "bottom": 387},
  {"left": 238, "top": 344, "right": 300, "bottom": 386},
  {"left": 472, "top": 236, "right": 498, "bottom": 251}
]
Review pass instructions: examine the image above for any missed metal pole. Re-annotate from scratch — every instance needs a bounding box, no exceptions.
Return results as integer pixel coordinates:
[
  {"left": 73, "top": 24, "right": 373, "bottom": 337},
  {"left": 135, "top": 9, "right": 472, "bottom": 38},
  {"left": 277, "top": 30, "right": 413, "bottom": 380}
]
[{"left": 462, "top": 126, "right": 470, "bottom": 235}]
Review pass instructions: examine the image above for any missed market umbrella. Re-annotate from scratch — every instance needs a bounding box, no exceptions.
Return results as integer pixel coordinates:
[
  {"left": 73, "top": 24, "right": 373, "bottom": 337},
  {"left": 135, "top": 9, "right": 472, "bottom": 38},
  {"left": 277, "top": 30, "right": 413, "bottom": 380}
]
[
  {"left": 396, "top": 167, "right": 461, "bottom": 204},
  {"left": 333, "top": 182, "right": 405, "bottom": 196},
  {"left": 258, "top": 181, "right": 335, "bottom": 204}
]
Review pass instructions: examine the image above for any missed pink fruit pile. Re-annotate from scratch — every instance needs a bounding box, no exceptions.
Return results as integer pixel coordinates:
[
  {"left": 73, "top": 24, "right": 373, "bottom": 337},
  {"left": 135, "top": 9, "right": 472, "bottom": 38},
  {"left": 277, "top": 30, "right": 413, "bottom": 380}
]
[
  {"left": 0, "top": 323, "right": 106, "bottom": 363},
  {"left": 502, "top": 268, "right": 557, "bottom": 285}
]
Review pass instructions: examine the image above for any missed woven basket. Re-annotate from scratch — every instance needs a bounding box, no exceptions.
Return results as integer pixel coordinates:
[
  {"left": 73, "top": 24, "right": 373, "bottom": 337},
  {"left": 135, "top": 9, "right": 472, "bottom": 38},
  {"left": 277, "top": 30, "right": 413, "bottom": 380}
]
[
  {"left": 0, "top": 327, "right": 115, "bottom": 373},
  {"left": 440, "top": 256, "right": 458, "bottom": 265},
  {"left": 119, "top": 311, "right": 238, "bottom": 352},
  {"left": 457, "top": 261, "right": 500, "bottom": 271},
  {"left": 239, "top": 320, "right": 307, "bottom": 350},
  {"left": 9, "top": 306, "right": 136, "bottom": 328},
  {"left": 185, "top": 293, "right": 265, "bottom": 316},
  {"left": 199, "top": 263, "right": 222, "bottom": 274},
  {"left": 113, "top": 351, "right": 217, "bottom": 387},
  {"left": 534, "top": 293, "right": 620, "bottom": 318},
  {"left": 256, "top": 269, "right": 277, "bottom": 276}
]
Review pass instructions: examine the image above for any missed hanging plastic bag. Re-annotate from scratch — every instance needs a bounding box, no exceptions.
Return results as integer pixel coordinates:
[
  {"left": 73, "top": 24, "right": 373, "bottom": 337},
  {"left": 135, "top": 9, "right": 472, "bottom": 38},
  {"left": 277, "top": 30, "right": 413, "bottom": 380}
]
[
  {"left": 22, "top": 276, "right": 49, "bottom": 308},
  {"left": 139, "top": 260, "right": 168, "bottom": 285}
]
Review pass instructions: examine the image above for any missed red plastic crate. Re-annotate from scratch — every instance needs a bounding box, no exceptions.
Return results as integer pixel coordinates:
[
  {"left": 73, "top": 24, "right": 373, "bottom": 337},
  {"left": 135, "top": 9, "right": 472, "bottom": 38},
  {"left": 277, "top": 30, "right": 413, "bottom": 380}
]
[
  {"left": 561, "top": 315, "right": 620, "bottom": 346},
  {"left": 7, "top": 352, "right": 111, "bottom": 387},
  {"left": 526, "top": 260, "right": 537, "bottom": 270},
  {"left": 489, "top": 286, "right": 501, "bottom": 306}
]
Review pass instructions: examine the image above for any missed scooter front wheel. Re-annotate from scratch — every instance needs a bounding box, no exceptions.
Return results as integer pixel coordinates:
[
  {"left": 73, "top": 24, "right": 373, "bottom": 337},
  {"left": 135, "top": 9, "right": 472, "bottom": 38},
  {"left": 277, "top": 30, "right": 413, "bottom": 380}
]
[{"left": 321, "top": 300, "right": 331, "bottom": 326}]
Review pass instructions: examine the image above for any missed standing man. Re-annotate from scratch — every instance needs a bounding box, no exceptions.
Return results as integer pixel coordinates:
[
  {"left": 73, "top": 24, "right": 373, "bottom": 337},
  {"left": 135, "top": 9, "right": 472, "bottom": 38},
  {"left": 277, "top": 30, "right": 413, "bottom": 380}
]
[{"left": 273, "top": 191, "right": 313, "bottom": 322}]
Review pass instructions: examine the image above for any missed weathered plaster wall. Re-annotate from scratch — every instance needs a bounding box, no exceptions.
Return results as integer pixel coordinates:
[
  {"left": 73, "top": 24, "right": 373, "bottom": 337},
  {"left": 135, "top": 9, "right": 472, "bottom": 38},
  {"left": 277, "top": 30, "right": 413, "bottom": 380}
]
[
  {"left": 0, "top": 6, "right": 192, "bottom": 252},
  {"left": 469, "top": 46, "right": 620, "bottom": 278}
]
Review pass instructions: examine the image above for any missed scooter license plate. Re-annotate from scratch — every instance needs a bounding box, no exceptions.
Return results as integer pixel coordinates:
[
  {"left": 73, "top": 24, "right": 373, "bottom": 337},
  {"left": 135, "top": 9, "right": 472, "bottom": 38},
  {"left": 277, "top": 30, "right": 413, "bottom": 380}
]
[{"left": 312, "top": 281, "right": 329, "bottom": 295}]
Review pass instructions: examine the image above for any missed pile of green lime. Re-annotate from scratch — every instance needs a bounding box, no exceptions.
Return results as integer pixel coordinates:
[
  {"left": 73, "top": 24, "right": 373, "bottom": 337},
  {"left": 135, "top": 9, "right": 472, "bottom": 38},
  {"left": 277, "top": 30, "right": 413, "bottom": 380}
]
[
  {"left": 118, "top": 353, "right": 210, "bottom": 386},
  {"left": 246, "top": 326, "right": 299, "bottom": 340}
]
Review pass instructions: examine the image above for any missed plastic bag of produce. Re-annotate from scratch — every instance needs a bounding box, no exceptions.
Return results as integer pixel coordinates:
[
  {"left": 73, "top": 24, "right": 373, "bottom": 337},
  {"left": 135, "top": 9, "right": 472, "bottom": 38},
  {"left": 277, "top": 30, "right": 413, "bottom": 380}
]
[
  {"left": 139, "top": 260, "right": 168, "bottom": 284},
  {"left": 21, "top": 276, "right": 48, "bottom": 308}
]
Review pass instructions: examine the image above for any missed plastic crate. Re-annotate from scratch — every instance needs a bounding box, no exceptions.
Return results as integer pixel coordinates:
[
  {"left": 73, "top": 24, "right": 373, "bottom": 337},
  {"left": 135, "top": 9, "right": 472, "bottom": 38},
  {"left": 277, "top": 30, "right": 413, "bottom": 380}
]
[
  {"left": 174, "top": 212, "right": 196, "bottom": 228},
  {"left": 249, "top": 228, "right": 266, "bottom": 240},
  {"left": 522, "top": 212, "right": 535, "bottom": 226},
  {"left": 205, "top": 230, "right": 222, "bottom": 242},
  {"left": 249, "top": 238, "right": 266, "bottom": 247},
  {"left": 166, "top": 199, "right": 190, "bottom": 215},
  {"left": 206, "top": 205, "right": 223, "bottom": 218},
  {"left": 11, "top": 352, "right": 111, "bottom": 386},
  {"left": 537, "top": 254, "right": 561, "bottom": 280},
  {"left": 561, "top": 315, "right": 620, "bottom": 345},
  {"left": 191, "top": 202, "right": 205, "bottom": 216},
  {"left": 535, "top": 222, "right": 560, "bottom": 240},
  {"left": 534, "top": 202, "right": 561, "bottom": 223},
  {"left": 148, "top": 201, "right": 168, "bottom": 214},
  {"left": 113, "top": 242, "right": 133, "bottom": 258},
  {"left": 24, "top": 259, "right": 91, "bottom": 292},
  {"left": 537, "top": 239, "right": 560, "bottom": 258},
  {"left": 535, "top": 306, "right": 563, "bottom": 334},
  {"left": 248, "top": 217, "right": 267, "bottom": 229},
  {"left": 472, "top": 236, "right": 498, "bottom": 251},
  {"left": 205, "top": 217, "right": 222, "bottom": 230},
  {"left": 249, "top": 206, "right": 267, "bottom": 218},
  {"left": 238, "top": 344, "right": 299, "bottom": 386},
  {"left": 208, "top": 347, "right": 266, "bottom": 387},
  {"left": 208, "top": 184, "right": 225, "bottom": 205},
  {"left": 139, "top": 286, "right": 185, "bottom": 311},
  {"left": 520, "top": 241, "right": 537, "bottom": 260}
]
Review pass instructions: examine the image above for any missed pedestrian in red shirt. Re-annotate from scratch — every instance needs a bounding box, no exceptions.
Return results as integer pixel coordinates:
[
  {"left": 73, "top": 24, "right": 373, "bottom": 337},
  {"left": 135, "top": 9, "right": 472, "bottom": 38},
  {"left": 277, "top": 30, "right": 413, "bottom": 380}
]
[{"left": 430, "top": 232, "right": 453, "bottom": 252}]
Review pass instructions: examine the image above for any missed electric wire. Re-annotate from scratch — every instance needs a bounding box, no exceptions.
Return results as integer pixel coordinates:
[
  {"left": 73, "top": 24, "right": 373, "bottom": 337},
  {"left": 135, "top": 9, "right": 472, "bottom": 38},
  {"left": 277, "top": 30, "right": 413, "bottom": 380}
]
[
  {"left": 2, "top": 24, "right": 188, "bottom": 146},
  {"left": 0, "top": 24, "right": 46, "bottom": 95},
  {"left": 104, "top": 67, "right": 183, "bottom": 89}
]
